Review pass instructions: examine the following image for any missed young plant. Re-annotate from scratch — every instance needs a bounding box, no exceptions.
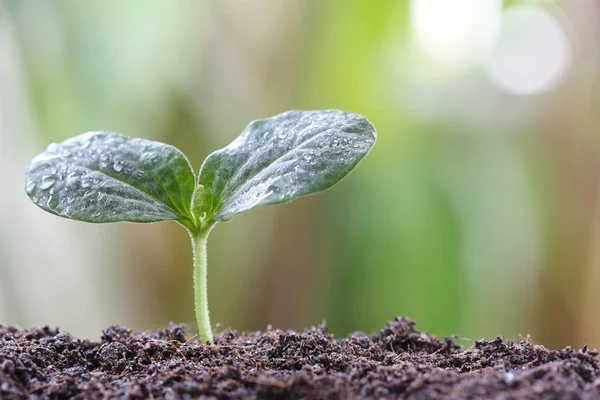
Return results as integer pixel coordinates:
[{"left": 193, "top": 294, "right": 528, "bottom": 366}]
[{"left": 24, "top": 110, "right": 376, "bottom": 343}]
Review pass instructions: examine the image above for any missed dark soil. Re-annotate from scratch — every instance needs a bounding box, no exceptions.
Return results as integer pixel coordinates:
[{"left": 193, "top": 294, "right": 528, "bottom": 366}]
[{"left": 1, "top": 317, "right": 599, "bottom": 399}]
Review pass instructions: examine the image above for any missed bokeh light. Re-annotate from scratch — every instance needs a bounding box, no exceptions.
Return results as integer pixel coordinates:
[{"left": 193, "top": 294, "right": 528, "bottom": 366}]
[
  {"left": 486, "top": 5, "right": 572, "bottom": 95},
  {"left": 410, "top": 0, "right": 502, "bottom": 70}
]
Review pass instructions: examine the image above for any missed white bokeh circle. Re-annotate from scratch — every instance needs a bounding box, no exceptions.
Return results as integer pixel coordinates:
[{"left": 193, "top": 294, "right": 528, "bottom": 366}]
[{"left": 486, "top": 5, "right": 572, "bottom": 95}]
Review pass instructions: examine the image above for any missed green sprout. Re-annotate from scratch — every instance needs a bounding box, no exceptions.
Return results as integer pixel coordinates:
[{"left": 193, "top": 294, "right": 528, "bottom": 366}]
[{"left": 24, "top": 110, "right": 377, "bottom": 344}]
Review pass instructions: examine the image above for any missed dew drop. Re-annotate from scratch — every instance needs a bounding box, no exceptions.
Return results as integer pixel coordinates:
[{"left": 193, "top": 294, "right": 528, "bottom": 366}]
[
  {"left": 142, "top": 152, "right": 159, "bottom": 164},
  {"left": 26, "top": 181, "right": 36, "bottom": 194},
  {"left": 46, "top": 143, "right": 58, "bottom": 152},
  {"left": 99, "top": 158, "right": 108, "bottom": 168},
  {"left": 113, "top": 161, "right": 123, "bottom": 172},
  {"left": 81, "top": 179, "right": 91, "bottom": 189},
  {"left": 66, "top": 173, "right": 78, "bottom": 189},
  {"left": 32, "top": 196, "right": 39, "bottom": 203},
  {"left": 80, "top": 134, "right": 93, "bottom": 149},
  {"left": 40, "top": 176, "right": 56, "bottom": 190}
]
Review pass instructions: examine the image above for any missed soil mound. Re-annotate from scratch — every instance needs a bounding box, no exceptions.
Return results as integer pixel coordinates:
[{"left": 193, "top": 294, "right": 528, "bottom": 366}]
[{"left": 1, "top": 317, "right": 598, "bottom": 399}]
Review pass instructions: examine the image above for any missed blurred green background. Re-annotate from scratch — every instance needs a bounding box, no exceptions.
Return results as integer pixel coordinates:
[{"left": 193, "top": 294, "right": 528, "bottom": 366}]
[{"left": 1, "top": 0, "right": 599, "bottom": 350}]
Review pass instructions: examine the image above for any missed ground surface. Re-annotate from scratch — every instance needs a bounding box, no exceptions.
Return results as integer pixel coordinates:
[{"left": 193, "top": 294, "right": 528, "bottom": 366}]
[{"left": 1, "top": 317, "right": 599, "bottom": 399}]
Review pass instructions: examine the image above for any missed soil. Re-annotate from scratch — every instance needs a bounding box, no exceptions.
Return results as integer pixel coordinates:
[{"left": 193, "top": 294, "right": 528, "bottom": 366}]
[{"left": 1, "top": 317, "right": 599, "bottom": 399}]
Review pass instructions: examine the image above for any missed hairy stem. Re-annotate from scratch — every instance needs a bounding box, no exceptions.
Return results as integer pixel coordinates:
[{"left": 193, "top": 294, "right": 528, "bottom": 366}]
[{"left": 191, "top": 225, "right": 215, "bottom": 344}]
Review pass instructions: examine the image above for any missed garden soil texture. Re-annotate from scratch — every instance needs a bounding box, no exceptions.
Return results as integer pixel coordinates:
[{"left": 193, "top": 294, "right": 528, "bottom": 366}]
[{"left": 1, "top": 317, "right": 599, "bottom": 399}]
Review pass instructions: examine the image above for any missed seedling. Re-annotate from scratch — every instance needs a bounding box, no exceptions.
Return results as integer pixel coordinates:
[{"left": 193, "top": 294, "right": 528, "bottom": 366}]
[{"left": 24, "top": 110, "right": 376, "bottom": 344}]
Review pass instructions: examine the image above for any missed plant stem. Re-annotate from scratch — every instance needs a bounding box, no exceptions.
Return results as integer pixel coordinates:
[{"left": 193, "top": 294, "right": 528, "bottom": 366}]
[{"left": 191, "top": 226, "right": 214, "bottom": 344}]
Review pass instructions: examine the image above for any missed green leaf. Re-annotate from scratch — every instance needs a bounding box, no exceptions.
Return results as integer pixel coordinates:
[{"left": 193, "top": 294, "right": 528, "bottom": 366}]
[
  {"left": 25, "top": 132, "right": 196, "bottom": 225},
  {"left": 198, "top": 110, "right": 377, "bottom": 221}
]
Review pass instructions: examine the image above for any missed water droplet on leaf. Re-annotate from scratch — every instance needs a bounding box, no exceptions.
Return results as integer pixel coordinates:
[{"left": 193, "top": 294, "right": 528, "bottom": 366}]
[
  {"left": 66, "top": 173, "right": 78, "bottom": 189},
  {"left": 40, "top": 176, "right": 56, "bottom": 190},
  {"left": 80, "top": 134, "right": 93, "bottom": 149},
  {"left": 26, "top": 181, "right": 36, "bottom": 194},
  {"left": 46, "top": 143, "right": 58, "bottom": 152},
  {"left": 142, "top": 152, "right": 159, "bottom": 164}
]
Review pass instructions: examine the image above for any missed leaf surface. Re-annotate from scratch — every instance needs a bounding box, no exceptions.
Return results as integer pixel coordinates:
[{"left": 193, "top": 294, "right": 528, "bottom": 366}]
[
  {"left": 199, "top": 110, "right": 376, "bottom": 221},
  {"left": 25, "top": 132, "right": 196, "bottom": 224}
]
